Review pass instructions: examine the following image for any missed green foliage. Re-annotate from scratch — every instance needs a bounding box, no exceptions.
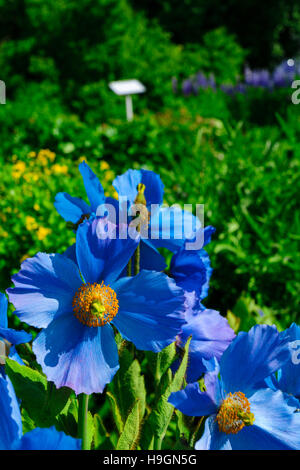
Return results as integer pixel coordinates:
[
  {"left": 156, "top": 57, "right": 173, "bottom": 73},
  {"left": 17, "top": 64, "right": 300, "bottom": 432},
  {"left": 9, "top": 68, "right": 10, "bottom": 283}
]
[
  {"left": 183, "top": 28, "right": 246, "bottom": 84},
  {"left": 116, "top": 399, "right": 141, "bottom": 450},
  {"left": 142, "top": 337, "right": 191, "bottom": 450},
  {"left": 5, "top": 358, "right": 71, "bottom": 428}
]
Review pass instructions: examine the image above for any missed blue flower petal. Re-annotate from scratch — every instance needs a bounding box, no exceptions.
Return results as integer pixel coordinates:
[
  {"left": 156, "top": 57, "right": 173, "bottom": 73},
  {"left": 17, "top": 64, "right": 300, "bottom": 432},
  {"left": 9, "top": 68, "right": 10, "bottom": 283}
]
[
  {"left": 0, "top": 327, "right": 31, "bottom": 346},
  {"left": 195, "top": 416, "right": 232, "bottom": 450},
  {"left": 76, "top": 218, "right": 140, "bottom": 285},
  {"left": 229, "top": 388, "right": 300, "bottom": 450},
  {"left": 0, "top": 293, "right": 8, "bottom": 329},
  {"left": 0, "top": 375, "right": 22, "bottom": 450},
  {"left": 63, "top": 243, "right": 77, "bottom": 264},
  {"left": 7, "top": 253, "right": 82, "bottom": 329},
  {"left": 277, "top": 323, "right": 300, "bottom": 398},
  {"left": 13, "top": 426, "right": 81, "bottom": 450},
  {"left": 179, "top": 309, "right": 235, "bottom": 382},
  {"left": 32, "top": 313, "right": 119, "bottom": 395},
  {"left": 140, "top": 240, "right": 167, "bottom": 272},
  {"left": 79, "top": 161, "right": 105, "bottom": 212},
  {"left": 185, "top": 226, "right": 216, "bottom": 250},
  {"left": 169, "top": 382, "right": 219, "bottom": 417},
  {"left": 149, "top": 207, "right": 201, "bottom": 252},
  {"left": 54, "top": 192, "right": 91, "bottom": 224},
  {"left": 113, "top": 169, "right": 164, "bottom": 208},
  {"left": 220, "top": 324, "right": 291, "bottom": 395},
  {"left": 170, "top": 248, "right": 212, "bottom": 297},
  {"left": 112, "top": 270, "right": 185, "bottom": 352},
  {"left": 8, "top": 345, "right": 24, "bottom": 366}
]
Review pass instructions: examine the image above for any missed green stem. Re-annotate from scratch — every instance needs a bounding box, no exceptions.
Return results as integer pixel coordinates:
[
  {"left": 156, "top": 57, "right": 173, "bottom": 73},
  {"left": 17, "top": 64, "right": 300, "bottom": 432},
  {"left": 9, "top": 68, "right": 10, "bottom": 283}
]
[
  {"left": 153, "top": 436, "right": 162, "bottom": 451},
  {"left": 78, "top": 393, "right": 90, "bottom": 450},
  {"left": 127, "top": 257, "right": 132, "bottom": 276},
  {"left": 134, "top": 241, "right": 140, "bottom": 276}
]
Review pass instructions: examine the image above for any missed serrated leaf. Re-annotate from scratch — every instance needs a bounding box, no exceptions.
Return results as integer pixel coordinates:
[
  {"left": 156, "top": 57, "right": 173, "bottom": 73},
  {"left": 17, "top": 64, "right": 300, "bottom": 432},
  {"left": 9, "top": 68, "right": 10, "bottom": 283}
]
[
  {"left": 144, "top": 337, "right": 191, "bottom": 449},
  {"left": 5, "top": 358, "right": 71, "bottom": 427},
  {"left": 55, "top": 396, "right": 78, "bottom": 437},
  {"left": 110, "top": 348, "right": 146, "bottom": 422},
  {"left": 116, "top": 399, "right": 141, "bottom": 450},
  {"left": 107, "top": 391, "right": 124, "bottom": 434},
  {"left": 94, "top": 414, "right": 109, "bottom": 449},
  {"left": 148, "top": 342, "right": 177, "bottom": 385}
]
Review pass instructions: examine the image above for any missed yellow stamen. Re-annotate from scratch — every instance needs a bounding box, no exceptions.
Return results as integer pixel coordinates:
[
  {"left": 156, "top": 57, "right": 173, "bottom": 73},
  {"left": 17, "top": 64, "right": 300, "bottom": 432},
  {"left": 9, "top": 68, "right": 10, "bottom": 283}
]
[
  {"left": 216, "top": 391, "right": 255, "bottom": 434},
  {"left": 134, "top": 183, "right": 147, "bottom": 206},
  {"left": 72, "top": 282, "right": 119, "bottom": 327}
]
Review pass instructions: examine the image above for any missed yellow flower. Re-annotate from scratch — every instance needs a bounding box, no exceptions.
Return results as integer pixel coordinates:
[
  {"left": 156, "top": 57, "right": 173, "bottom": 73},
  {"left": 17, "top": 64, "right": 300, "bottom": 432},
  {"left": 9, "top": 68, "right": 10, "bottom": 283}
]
[
  {"left": 20, "top": 253, "right": 30, "bottom": 263},
  {"left": 52, "top": 164, "right": 68, "bottom": 175},
  {"left": 100, "top": 161, "right": 110, "bottom": 171},
  {"left": 12, "top": 161, "right": 26, "bottom": 179},
  {"left": 37, "top": 227, "right": 51, "bottom": 241},
  {"left": 33, "top": 203, "right": 40, "bottom": 211},
  {"left": 28, "top": 151, "right": 36, "bottom": 158},
  {"left": 25, "top": 216, "right": 38, "bottom": 231},
  {"left": 104, "top": 170, "right": 114, "bottom": 182},
  {"left": 78, "top": 156, "right": 86, "bottom": 163}
]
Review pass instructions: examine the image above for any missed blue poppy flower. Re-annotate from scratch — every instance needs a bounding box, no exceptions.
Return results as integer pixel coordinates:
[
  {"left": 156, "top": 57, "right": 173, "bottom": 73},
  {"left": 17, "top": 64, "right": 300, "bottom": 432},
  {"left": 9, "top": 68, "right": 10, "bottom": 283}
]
[
  {"left": 170, "top": 245, "right": 213, "bottom": 298},
  {"left": 7, "top": 218, "right": 185, "bottom": 395},
  {"left": 169, "top": 324, "right": 300, "bottom": 450},
  {"left": 264, "top": 323, "right": 300, "bottom": 406},
  {"left": 55, "top": 163, "right": 205, "bottom": 273},
  {"left": 113, "top": 168, "right": 201, "bottom": 253},
  {"left": 173, "top": 292, "right": 235, "bottom": 383},
  {"left": 0, "top": 292, "right": 31, "bottom": 371},
  {"left": 54, "top": 161, "right": 105, "bottom": 225},
  {"left": 0, "top": 373, "right": 80, "bottom": 450}
]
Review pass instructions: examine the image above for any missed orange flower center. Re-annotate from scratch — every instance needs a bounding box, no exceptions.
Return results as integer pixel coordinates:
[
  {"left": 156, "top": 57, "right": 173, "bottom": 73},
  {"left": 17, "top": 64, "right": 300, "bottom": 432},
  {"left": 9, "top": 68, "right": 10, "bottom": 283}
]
[
  {"left": 72, "top": 282, "right": 119, "bottom": 327},
  {"left": 216, "top": 391, "right": 255, "bottom": 434}
]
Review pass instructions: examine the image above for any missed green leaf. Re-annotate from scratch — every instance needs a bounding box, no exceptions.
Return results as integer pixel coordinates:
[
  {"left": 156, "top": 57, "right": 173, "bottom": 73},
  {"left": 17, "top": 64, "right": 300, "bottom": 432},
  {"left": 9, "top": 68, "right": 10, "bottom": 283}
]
[
  {"left": 149, "top": 342, "right": 177, "bottom": 385},
  {"left": 116, "top": 399, "right": 141, "bottom": 450},
  {"left": 143, "top": 337, "right": 191, "bottom": 450},
  {"left": 5, "top": 358, "right": 71, "bottom": 427},
  {"left": 94, "top": 414, "right": 110, "bottom": 449},
  {"left": 110, "top": 348, "right": 146, "bottom": 422},
  {"left": 55, "top": 396, "right": 78, "bottom": 437},
  {"left": 106, "top": 391, "right": 124, "bottom": 434}
]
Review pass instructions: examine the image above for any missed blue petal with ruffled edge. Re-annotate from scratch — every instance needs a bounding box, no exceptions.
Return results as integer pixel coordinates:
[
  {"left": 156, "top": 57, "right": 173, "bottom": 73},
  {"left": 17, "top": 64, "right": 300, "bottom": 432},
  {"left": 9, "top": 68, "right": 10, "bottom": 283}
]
[
  {"left": 170, "top": 248, "right": 212, "bottom": 297},
  {"left": 220, "top": 324, "right": 292, "bottom": 396},
  {"left": 12, "top": 426, "right": 81, "bottom": 450},
  {"left": 179, "top": 309, "right": 235, "bottom": 382},
  {"left": 111, "top": 270, "right": 185, "bottom": 352},
  {"left": 7, "top": 253, "right": 83, "bottom": 329},
  {"left": 0, "top": 374, "right": 22, "bottom": 450},
  {"left": 79, "top": 161, "right": 105, "bottom": 212},
  {"left": 76, "top": 218, "right": 140, "bottom": 285},
  {"left": 169, "top": 382, "right": 219, "bottom": 417},
  {"left": 0, "top": 327, "right": 31, "bottom": 347},
  {"left": 194, "top": 381, "right": 300, "bottom": 450},
  {"left": 195, "top": 416, "right": 232, "bottom": 450},
  {"left": 229, "top": 388, "right": 300, "bottom": 450},
  {"left": 275, "top": 323, "right": 300, "bottom": 398},
  {"left": 54, "top": 192, "right": 91, "bottom": 224},
  {"left": 113, "top": 169, "right": 164, "bottom": 209},
  {"left": 149, "top": 206, "right": 201, "bottom": 252},
  {"left": 32, "top": 313, "right": 119, "bottom": 395}
]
